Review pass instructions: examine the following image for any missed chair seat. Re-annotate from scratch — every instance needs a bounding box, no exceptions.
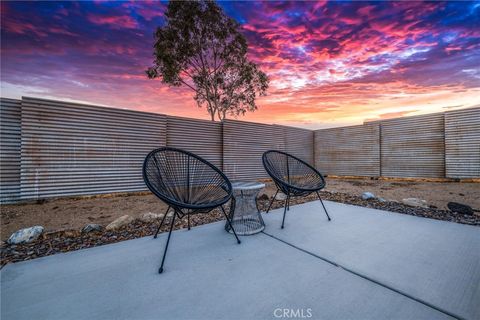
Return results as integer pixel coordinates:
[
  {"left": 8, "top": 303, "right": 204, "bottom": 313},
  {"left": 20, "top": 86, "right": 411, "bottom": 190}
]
[
  {"left": 143, "top": 147, "right": 232, "bottom": 210},
  {"left": 262, "top": 150, "right": 331, "bottom": 228},
  {"left": 161, "top": 184, "right": 231, "bottom": 210},
  {"left": 262, "top": 150, "right": 326, "bottom": 193}
]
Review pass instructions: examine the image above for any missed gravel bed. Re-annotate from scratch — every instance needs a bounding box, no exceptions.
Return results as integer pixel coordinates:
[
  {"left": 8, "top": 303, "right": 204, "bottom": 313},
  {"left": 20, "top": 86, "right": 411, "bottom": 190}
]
[
  {"left": 1, "top": 192, "right": 478, "bottom": 267},
  {"left": 318, "top": 191, "right": 479, "bottom": 225}
]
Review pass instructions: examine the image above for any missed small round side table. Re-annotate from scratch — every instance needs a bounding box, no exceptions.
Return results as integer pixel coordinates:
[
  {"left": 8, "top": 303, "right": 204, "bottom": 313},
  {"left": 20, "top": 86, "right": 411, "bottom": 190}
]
[{"left": 225, "top": 181, "right": 266, "bottom": 235}]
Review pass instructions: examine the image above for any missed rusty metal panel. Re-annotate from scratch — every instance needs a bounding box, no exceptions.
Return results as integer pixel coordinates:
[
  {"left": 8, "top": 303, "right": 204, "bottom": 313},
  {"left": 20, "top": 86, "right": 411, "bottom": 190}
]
[
  {"left": 445, "top": 107, "right": 480, "bottom": 178},
  {"left": 20, "top": 97, "right": 166, "bottom": 200},
  {"left": 0, "top": 98, "right": 22, "bottom": 203},
  {"left": 166, "top": 116, "right": 222, "bottom": 169},
  {"left": 276, "top": 124, "right": 314, "bottom": 165},
  {"left": 314, "top": 124, "right": 380, "bottom": 177},
  {"left": 223, "top": 119, "right": 285, "bottom": 181},
  {"left": 379, "top": 113, "right": 445, "bottom": 178}
]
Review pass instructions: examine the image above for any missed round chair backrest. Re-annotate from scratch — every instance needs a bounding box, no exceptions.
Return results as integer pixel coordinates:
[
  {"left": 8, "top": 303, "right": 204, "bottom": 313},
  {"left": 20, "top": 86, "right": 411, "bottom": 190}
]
[
  {"left": 143, "top": 147, "right": 232, "bottom": 209},
  {"left": 262, "top": 150, "right": 325, "bottom": 191}
]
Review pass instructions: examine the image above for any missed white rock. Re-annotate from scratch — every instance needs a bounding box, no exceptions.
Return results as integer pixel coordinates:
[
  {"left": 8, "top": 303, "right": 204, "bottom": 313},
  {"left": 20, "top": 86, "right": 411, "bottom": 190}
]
[
  {"left": 361, "top": 192, "right": 375, "bottom": 200},
  {"left": 8, "top": 226, "right": 44, "bottom": 244},
  {"left": 275, "top": 192, "right": 287, "bottom": 201},
  {"left": 139, "top": 212, "right": 165, "bottom": 223},
  {"left": 402, "top": 198, "right": 429, "bottom": 208},
  {"left": 377, "top": 197, "right": 387, "bottom": 203},
  {"left": 106, "top": 215, "right": 135, "bottom": 231}
]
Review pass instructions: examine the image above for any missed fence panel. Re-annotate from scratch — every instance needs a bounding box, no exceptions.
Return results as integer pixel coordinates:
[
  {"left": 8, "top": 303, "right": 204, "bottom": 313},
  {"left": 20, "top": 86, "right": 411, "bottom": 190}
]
[
  {"left": 314, "top": 124, "right": 380, "bottom": 176},
  {"left": 223, "top": 119, "right": 285, "bottom": 181},
  {"left": 2, "top": 94, "right": 479, "bottom": 204},
  {"left": 445, "top": 107, "right": 480, "bottom": 179},
  {"left": 0, "top": 98, "right": 22, "bottom": 203},
  {"left": 166, "top": 116, "right": 222, "bottom": 169},
  {"left": 20, "top": 97, "right": 167, "bottom": 200},
  {"left": 277, "top": 125, "right": 314, "bottom": 165},
  {"left": 379, "top": 113, "right": 445, "bottom": 178}
]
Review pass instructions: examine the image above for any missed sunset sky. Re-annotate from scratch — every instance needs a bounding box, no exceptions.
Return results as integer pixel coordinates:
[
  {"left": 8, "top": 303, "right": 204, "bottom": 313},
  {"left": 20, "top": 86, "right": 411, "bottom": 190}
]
[{"left": 1, "top": 1, "right": 479, "bottom": 129}]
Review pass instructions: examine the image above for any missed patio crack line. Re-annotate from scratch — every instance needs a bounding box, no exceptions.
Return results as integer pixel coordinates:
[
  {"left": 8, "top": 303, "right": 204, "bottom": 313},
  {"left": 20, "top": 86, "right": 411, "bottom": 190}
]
[{"left": 261, "top": 231, "right": 464, "bottom": 320}]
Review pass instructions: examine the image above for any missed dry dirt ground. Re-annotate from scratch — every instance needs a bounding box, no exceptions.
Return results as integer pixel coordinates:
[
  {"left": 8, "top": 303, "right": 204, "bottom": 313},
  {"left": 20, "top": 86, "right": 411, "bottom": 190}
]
[
  {"left": 1, "top": 178, "right": 479, "bottom": 240},
  {"left": 323, "top": 178, "right": 480, "bottom": 210}
]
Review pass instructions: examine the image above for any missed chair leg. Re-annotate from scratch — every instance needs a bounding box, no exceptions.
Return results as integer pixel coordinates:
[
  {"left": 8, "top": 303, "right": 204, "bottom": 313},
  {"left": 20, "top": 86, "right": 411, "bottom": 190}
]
[
  {"left": 154, "top": 206, "right": 170, "bottom": 239},
  {"left": 159, "top": 212, "right": 176, "bottom": 274},
  {"left": 266, "top": 189, "right": 278, "bottom": 213},
  {"left": 187, "top": 213, "right": 191, "bottom": 230},
  {"left": 316, "top": 191, "right": 331, "bottom": 221},
  {"left": 221, "top": 205, "right": 241, "bottom": 244},
  {"left": 281, "top": 194, "right": 290, "bottom": 229},
  {"left": 287, "top": 196, "right": 290, "bottom": 211}
]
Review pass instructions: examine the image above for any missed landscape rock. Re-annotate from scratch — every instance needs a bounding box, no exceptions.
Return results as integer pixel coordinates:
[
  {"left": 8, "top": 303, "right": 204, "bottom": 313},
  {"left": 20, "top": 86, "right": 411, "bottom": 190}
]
[
  {"left": 62, "top": 230, "right": 80, "bottom": 238},
  {"left": 8, "top": 226, "right": 44, "bottom": 244},
  {"left": 275, "top": 192, "right": 287, "bottom": 201},
  {"left": 258, "top": 193, "right": 270, "bottom": 201},
  {"left": 106, "top": 215, "right": 135, "bottom": 231},
  {"left": 402, "top": 198, "right": 429, "bottom": 208},
  {"left": 82, "top": 224, "right": 103, "bottom": 233},
  {"left": 361, "top": 192, "right": 375, "bottom": 200},
  {"left": 447, "top": 202, "right": 474, "bottom": 215},
  {"left": 139, "top": 212, "right": 164, "bottom": 223},
  {"left": 44, "top": 229, "right": 80, "bottom": 238},
  {"left": 377, "top": 197, "right": 387, "bottom": 203}
]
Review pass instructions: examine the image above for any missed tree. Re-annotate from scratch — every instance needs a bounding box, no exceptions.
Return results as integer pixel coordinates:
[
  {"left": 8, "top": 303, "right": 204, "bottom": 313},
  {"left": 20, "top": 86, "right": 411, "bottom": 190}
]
[{"left": 146, "top": 0, "right": 269, "bottom": 121}]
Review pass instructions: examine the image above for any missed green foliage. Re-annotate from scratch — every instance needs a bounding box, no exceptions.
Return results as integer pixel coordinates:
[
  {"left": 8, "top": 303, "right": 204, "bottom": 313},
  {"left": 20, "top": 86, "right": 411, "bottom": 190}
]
[{"left": 147, "top": 0, "right": 269, "bottom": 121}]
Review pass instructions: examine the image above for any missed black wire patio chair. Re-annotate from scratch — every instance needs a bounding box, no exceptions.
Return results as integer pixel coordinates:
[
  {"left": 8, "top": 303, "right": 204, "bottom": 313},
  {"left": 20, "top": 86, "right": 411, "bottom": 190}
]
[
  {"left": 143, "top": 147, "right": 241, "bottom": 273},
  {"left": 262, "top": 150, "right": 331, "bottom": 228}
]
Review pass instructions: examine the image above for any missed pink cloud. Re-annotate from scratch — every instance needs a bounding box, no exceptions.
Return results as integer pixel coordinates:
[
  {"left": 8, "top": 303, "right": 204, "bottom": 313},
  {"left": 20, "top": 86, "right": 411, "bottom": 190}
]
[
  {"left": 87, "top": 14, "right": 138, "bottom": 29},
  {"left": 3, "top": 20, "right": 48, "bottom": 37}
]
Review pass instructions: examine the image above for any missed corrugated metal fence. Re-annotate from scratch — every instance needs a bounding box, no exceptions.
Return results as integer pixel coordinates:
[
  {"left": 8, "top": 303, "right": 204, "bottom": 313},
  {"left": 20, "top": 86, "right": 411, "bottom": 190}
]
[
  {"left": 0, "top": 98, "right": 22, "bottom": 202},
  {"left": 0, "top": 96, "right": 478, "bottom": 203},
  {"left": 167, "top": 116, "right": 222, "bottom": 169},
  {"left": 222, "top": 121, "right": 314, "bottom": 181},
  {"left": 444, "top": 107, "right": 480, "bottom": 178},
  {"left": 223, "top": 119, "right": 285, "bottom": 181},
  {"left": 314, "top": 108, "right": 480, "bottom": 179},
  {"left": 379, "top": 113, "right": 445, "bottom": 178},
  {"left": 20, "top": 97, "right": 166, "bottom": 200},
  {"left": 314, "top": 124, "right": 380, "bottom": 177}
]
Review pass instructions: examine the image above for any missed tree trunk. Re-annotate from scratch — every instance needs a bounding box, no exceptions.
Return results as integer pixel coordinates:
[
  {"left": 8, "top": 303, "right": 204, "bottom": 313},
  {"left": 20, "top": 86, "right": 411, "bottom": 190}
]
[{"left": 207, "top": 102, "right": 215, "bottom": 121}]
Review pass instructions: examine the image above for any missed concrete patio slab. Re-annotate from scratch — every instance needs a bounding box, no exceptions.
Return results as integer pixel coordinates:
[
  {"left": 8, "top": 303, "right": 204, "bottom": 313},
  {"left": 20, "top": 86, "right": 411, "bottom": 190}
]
[
  {"left": 263, "top": 200, "right": 480, "bottom": 320},
  {"left": 1, "top": 205, "right": 455, "bottom": 320}
]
